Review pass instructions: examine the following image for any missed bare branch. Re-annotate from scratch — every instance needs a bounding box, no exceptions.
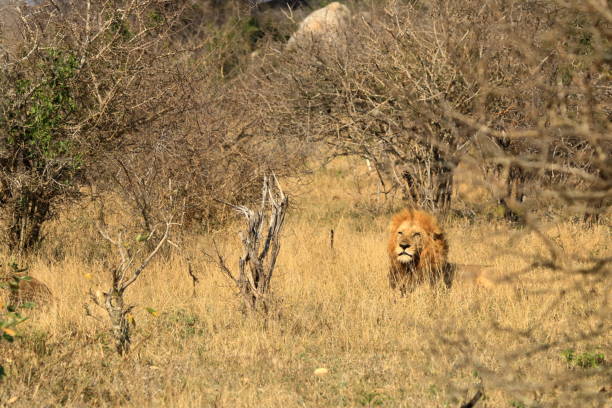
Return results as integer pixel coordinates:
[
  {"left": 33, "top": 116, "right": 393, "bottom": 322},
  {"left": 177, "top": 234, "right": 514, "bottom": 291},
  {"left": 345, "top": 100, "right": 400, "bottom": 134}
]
[
  {"left": 121, "top": 220, "right": 172, "bottom": 291},
  {"left": 212, "top": 175, "right": 289, "bottom": 313}
]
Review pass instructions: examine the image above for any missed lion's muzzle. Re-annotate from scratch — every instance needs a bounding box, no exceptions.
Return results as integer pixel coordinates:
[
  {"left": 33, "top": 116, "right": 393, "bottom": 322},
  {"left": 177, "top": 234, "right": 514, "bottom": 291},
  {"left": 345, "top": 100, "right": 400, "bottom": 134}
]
[{"left": 396, "top": 242, "right": 416, "bottom": 263}]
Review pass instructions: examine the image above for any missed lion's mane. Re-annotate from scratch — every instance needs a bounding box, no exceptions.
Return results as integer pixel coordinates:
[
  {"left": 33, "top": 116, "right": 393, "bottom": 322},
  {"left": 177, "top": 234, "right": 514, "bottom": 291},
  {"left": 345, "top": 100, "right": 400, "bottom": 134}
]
[{"left": 387, "top": 209, "right": 451, "bottom": 294}]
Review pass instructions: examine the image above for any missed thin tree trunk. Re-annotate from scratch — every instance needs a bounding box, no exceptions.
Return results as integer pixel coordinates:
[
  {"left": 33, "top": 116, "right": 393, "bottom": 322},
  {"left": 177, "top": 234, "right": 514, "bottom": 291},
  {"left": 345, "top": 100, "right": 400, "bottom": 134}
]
[
  {"left": 9, "top": 194, "right": 50, "bottom": 253},
  {"left": 105, "top": 289, "right": 131, "bottom": 355}
]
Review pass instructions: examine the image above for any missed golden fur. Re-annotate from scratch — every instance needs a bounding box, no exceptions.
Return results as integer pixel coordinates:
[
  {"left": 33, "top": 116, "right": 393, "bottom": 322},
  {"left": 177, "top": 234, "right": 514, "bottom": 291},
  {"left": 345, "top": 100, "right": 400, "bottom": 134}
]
[
  {"left": 387, "top": 209, "right": 494, "bottom": 294},
  {"left": 387, "top": 209, "right": 451, "bottom": 294}
]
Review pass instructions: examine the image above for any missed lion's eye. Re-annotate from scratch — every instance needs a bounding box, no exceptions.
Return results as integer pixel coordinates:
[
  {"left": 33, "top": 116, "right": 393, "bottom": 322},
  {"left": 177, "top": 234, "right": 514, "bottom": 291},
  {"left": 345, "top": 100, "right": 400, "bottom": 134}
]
[
  {"left": 397, "top": 231, "right": 403, "bottom": 235},
  {"left": 412, "top": 232, "right": 421, "bottom": 238}
]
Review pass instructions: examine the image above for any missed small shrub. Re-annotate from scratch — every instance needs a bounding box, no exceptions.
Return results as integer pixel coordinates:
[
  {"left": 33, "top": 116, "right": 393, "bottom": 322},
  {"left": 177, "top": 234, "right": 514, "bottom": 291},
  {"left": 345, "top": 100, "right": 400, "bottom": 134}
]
[
  {"left": 159, "top": 309, "right": 205, "bottom": 338},
  {"left": 562, "top": 349, "right": 606, "bottom": 369},
  {"left": 356, "top": 389, "right": 387, "bottom": 407}
]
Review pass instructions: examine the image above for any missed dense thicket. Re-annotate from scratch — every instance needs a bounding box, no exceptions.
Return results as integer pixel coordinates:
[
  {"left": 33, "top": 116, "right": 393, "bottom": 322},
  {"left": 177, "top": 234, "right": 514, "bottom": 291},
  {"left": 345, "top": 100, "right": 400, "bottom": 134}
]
[
  {"left": 0, "top": 0, "right": 303, "bottom": 252},
  {"left": 0, "top": 0, "right": 609, "bottom": 250},
  {"left": 251, "top": 0, "right": 610, "bottom": 218}
]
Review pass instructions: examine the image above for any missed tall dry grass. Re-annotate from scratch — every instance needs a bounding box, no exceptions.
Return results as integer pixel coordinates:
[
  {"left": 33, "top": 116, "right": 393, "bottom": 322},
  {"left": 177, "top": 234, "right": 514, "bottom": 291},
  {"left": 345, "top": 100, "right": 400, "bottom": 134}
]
[{"left": 0, "top": 158, "right": 609, "bottom": 407}]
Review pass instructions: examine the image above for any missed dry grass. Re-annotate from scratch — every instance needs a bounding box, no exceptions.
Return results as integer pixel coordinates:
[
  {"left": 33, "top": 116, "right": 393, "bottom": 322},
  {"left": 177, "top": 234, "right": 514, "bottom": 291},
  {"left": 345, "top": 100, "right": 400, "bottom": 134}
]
[{"left": 0, "top": 158, "right": 609, "bottom": 407}]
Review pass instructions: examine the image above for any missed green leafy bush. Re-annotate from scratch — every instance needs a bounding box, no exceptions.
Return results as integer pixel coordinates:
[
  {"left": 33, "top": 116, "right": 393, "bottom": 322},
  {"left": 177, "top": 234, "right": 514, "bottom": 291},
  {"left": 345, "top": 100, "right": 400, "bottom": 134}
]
[{"left": 0, "top": 1, "right": 191, "bottom": 253}]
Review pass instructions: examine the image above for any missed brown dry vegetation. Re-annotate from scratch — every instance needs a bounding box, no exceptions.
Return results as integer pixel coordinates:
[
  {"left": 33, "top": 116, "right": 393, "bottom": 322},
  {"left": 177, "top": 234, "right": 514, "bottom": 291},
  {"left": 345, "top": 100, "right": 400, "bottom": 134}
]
[
  {"left": 0, "top": 0, "right": 610, "bottom": 406},
  {"left": 0, "top": 158, "right": 610, "bottom": 407}
]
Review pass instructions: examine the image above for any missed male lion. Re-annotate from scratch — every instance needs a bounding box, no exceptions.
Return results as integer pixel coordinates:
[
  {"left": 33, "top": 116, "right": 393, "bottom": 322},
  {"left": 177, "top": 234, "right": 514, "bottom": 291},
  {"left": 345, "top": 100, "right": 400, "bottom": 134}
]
[
  {"left": 387, "top": 209, "right": 493, "bottom": 295},
  {"left": 388, "top": 209, "right": 451, "bottom": 295}
]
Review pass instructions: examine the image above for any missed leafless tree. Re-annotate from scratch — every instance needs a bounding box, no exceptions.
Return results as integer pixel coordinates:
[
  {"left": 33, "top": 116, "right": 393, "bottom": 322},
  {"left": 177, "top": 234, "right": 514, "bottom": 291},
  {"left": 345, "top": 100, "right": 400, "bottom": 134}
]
[
  {"left": 88, "top": 218, "right": 172, "bottom": 355},
  {"left": 213, "top": 175, "right": 289, "bottom": 314},
  {"left": 246, "top": 1, "right": 484, "bottom": 213},
  {"left": 252, "top": 0, "right": 608, "bottom": 219}
]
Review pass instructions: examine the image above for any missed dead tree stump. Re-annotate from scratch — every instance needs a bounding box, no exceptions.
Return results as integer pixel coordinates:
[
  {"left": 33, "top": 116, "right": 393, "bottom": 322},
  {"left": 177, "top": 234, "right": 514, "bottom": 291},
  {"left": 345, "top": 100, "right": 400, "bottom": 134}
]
[{"left": 215, "top": 175, "right": 289, "bottom": 314}]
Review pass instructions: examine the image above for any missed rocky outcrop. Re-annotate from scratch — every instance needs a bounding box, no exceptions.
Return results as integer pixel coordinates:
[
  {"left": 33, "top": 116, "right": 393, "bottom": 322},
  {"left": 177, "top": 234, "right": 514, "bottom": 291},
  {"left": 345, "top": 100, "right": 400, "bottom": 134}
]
[{"left": 286, "top": 2, "right": 351, "bottom": 51}]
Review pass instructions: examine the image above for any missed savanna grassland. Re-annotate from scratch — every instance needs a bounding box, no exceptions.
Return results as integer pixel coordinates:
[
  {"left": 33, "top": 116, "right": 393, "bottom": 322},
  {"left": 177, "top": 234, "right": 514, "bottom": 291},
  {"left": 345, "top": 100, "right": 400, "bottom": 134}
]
[
  {"left": 0, "top": 158, "right": 609, "bottom": 407},
  {"left": 1, "top": 0, "right": 610, "bottom": 406}
]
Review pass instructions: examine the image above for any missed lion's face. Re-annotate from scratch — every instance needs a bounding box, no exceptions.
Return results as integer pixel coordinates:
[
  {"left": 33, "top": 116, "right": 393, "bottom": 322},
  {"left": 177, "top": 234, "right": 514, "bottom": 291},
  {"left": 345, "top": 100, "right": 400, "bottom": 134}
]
[
  {"left": 392, "top": 220, "right": 427, "bottom": 264},
  {"left": 387, "top": 209, "right": 448, "bottom": 271},
  {"left": 387, "top": 209, "right": 450, "bottom": 293},
  {"left": 388, "top": 209, "right": 451, "bottom": 294}
]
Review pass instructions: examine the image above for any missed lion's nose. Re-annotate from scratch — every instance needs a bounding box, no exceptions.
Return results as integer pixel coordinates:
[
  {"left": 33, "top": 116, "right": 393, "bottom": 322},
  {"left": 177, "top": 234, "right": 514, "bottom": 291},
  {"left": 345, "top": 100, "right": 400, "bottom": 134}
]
[{"left": 399, "top": 242, "right": 410, "bottom": 250}]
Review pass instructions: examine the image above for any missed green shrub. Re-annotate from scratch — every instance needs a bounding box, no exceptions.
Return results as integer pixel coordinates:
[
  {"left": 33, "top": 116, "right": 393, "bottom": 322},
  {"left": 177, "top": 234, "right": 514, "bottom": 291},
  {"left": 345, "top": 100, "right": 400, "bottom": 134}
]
[{"left": 562, "top": 349, "right": 606, "bottom": 369}]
